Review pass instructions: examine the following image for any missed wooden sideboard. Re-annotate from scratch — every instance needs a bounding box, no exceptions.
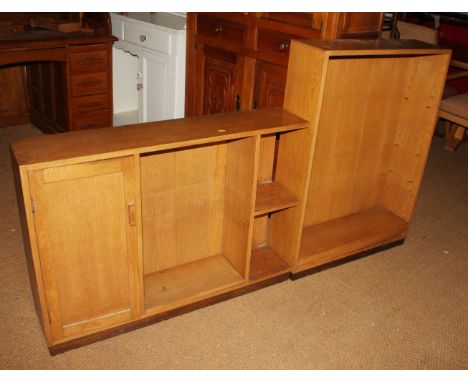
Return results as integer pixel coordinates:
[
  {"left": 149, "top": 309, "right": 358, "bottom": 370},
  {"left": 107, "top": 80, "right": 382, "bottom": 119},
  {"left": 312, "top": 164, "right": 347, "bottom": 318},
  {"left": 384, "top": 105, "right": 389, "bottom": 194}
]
[
  {"left": 0, "top": 13, "right": 115, "bottom": 132},
  {"left": 11, "top": 39, "right": 450, "bottom": 354},
  {"left": 185, "top": 12, "right": 384, "bottom": 117}
]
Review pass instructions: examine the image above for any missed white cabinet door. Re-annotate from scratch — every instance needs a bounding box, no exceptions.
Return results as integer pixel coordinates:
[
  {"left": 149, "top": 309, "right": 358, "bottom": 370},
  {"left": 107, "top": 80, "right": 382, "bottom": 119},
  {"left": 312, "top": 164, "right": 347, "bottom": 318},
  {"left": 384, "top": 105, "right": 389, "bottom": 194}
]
[{"left": 139, "top": 51, "right": 172, "bottom": 122}]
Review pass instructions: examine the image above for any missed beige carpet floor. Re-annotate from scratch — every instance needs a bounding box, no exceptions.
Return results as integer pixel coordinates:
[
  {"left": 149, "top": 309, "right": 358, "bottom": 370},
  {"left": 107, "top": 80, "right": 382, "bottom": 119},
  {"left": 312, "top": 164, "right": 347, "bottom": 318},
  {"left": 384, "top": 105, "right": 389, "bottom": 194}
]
[{"left": 0, "top": 124, "right": 467, "bottom": 369}]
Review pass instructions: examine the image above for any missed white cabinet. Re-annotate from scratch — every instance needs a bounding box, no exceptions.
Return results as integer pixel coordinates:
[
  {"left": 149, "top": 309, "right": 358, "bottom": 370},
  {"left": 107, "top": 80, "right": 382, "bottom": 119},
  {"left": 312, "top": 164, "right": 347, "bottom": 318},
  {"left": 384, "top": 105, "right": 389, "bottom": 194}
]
[{"left": 111, "top": 13, "right": 186, "bottom": 125}]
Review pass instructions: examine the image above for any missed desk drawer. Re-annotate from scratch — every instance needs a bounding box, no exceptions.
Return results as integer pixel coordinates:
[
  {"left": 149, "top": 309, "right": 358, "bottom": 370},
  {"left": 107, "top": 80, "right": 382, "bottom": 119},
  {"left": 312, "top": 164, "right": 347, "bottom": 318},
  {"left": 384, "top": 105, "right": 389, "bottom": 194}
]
[
  {"left": 71, "top": 72, "right": 109, "bottom": 97},
  {"left": 197, "top": 15, "right": 246, "bottom": 45},
  {"left": 260, "top": 13, "right": 319, "bottom": 30},
  {"left": 72, "top": 110, "right": 110, "bottom": 131},
  {"left": 71, "top": 94, "right": 109, "bottom": 116},
  {"left": 257, "top": 28, "right": 295, "bottom": 58},
  {"left": 123, "top": 22, "right": 171, "bottom": 55},
  {"left": 70, "top": 50, "right": 109, "bottom": 74}
]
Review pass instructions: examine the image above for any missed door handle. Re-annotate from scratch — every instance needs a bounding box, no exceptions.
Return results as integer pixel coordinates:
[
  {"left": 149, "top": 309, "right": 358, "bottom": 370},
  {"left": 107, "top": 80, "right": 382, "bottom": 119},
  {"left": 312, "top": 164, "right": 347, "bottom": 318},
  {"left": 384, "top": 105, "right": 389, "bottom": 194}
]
[
  {"left": 128, "top": 203, "right": 136, "bottom": 226},
  {"left": 235, "top": 94, "right": 241, "bottom": 112}
]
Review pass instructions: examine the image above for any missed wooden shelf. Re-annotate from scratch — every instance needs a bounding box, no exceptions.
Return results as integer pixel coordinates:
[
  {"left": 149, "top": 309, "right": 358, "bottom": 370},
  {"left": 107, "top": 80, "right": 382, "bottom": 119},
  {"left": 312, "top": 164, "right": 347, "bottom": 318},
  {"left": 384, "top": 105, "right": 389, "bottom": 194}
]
[
  {"left": 144, "top": 254, "right": 244, "bottom": 312},
  {"left": 299, "top": 206, "right": 408, "bottom": 268},
  {"left": 249, "top": 246, "right": 290, "bottom": 282},
  {"left": 255, "top": 181, "right": 298, "bottom": 216}
]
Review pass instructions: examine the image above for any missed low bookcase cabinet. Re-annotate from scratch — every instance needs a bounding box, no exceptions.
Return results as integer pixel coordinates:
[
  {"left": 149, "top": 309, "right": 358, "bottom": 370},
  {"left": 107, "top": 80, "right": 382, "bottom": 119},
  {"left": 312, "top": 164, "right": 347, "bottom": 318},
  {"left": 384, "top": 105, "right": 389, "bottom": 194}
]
[{"left": 11, "top": 108, "right": 308, "bottom": 353}]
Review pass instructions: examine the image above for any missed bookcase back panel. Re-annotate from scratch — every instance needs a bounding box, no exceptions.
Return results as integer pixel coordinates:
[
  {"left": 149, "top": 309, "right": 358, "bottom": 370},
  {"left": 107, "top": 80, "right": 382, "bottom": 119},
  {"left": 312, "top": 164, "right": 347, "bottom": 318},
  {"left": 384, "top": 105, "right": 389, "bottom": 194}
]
[
  {"left": 381, "top": 54, "right": 450, "bottom": 221},
  {"left": 141, "top": 143, "right": 227, "bottom": 274},
  {"left": 303, "top": 56, "right": 416, "bottom": 226}
]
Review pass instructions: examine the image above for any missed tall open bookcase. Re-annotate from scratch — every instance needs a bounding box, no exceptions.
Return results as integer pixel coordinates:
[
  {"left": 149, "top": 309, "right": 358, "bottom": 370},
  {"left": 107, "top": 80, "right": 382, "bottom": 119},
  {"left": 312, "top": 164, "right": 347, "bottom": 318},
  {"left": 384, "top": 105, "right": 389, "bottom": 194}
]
[
  {"left": 280, "top": 39, "right": 450, "bottom": 275},
  {"left": 11, "top": 39, "right": 450, "bottom": 353}
]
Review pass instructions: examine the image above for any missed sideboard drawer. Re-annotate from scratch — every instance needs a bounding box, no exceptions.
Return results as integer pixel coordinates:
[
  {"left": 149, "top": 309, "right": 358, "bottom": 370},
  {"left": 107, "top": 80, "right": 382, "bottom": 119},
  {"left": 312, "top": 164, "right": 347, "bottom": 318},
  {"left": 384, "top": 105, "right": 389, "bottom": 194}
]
[
  {"left": 72, "top": 110, "right": 110, "bottom": 131},
  {"left": 71, "top": 94, "right": 109, "bottom": 116},
  {"left": 123, "top": 22, "right": 171, "bottom": 55},
  {"left": 197, "top": 15, "right": 246, "bottom": 45},
  {"left": 257, "top": 28, "right": 295, "bottom": 58},
  {"left": 71, "top": 72, "right": 109, "bottom": 97},
  {"left": 70, "top": 50, "right": 109, "bottom": 74},
  {"left": 260, "top": 13, "right": 320, "bottom": 30}
]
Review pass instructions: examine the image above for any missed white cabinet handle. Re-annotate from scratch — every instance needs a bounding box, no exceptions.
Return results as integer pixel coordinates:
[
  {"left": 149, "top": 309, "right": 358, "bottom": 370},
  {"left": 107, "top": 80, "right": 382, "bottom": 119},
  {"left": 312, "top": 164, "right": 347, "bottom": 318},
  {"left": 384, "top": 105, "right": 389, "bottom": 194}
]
[{"left": 137, "top": 83, "right": 143, "bottom": 91}]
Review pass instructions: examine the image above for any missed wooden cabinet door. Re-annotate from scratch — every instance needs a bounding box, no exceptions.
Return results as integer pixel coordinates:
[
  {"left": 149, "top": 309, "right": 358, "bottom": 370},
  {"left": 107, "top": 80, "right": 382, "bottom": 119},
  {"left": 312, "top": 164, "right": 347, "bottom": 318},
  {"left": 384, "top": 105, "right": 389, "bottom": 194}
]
[
  {"left": 253, "top": 61, "right": 287, "bottom": 109},
  {"left": 26, "top": 62, "right": 68, "bottom": 133},
  {"left": 28, "top": 156, "right": 140, "bottom": 341},
  {"left": 202, "top": 47, "right": 242, "bottom": 115},
  {"left": 139, "top": 50, "right": 171, "bottom": 122}
]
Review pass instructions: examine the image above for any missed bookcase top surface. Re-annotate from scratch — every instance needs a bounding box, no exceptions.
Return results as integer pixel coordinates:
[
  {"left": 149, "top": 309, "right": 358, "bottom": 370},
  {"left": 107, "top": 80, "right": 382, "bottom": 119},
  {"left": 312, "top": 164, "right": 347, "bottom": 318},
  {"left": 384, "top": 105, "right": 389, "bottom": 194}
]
[
  {"left": 297, "top": 39, "right": 451, "bottom": 56},
  {"left": 11, "top": 108, "right": 308, "bottom": 167}
]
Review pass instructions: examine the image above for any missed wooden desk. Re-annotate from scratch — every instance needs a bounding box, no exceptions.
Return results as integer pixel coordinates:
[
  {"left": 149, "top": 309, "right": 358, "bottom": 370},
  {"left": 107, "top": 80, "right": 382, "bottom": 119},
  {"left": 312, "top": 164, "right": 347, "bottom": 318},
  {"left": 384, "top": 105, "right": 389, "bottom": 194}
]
[{"left": 0, "top": 13, "right": 115, "bottom": 133}]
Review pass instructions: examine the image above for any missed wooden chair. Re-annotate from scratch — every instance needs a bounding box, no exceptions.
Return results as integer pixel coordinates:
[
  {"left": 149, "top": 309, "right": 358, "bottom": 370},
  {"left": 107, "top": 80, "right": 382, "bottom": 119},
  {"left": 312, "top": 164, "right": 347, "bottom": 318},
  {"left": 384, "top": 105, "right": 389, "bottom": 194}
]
[
  {"left": 395, "top": 20, "right": 438, "bottom": 44},
  {"left": 439, "top": 60, "right": 468, "bottom": 151}
]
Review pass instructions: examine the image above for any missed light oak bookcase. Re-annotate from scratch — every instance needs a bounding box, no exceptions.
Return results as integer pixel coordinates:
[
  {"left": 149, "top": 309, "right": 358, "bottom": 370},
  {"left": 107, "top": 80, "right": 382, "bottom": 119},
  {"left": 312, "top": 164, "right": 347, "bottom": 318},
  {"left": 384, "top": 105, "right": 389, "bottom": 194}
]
[
  {"left": 11, "top": 109, "right": 308, "bottom": 353},
  {"left": 11, "top": 39, "right": 450, "bottom": 353},
  {"left": 281, "top": 40, "right": 450, "bottom": 275}
]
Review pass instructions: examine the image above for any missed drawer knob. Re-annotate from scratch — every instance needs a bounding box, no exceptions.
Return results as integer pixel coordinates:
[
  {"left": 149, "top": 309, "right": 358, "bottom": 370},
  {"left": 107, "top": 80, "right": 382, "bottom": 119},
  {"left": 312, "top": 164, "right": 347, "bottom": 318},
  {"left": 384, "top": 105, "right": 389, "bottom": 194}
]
[
  {"left": 137, "top": 83, "right": 143, "bottom": 91},
  {"left": 277, "top": 40, "right": 290, "bottom": 52},
  {"left": 214, "top": 25, "right": 223, "bottom": 35},
  {"left": 140, "top": 35, "right": 147, "bottom": 42}
]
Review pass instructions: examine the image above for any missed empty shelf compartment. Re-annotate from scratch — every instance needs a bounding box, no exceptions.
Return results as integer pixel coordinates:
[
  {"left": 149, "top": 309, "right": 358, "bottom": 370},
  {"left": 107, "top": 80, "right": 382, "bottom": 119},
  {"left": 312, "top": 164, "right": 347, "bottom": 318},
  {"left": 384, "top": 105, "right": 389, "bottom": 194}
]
[
  {"left": 299, "top": 206, "right": 408, "bottom": 267},
  {"left": 249, "top": 246, "right": 290, "bottom": 282},
  {"left": 144, "top": 254, "right": 244, "bottom": 312}
]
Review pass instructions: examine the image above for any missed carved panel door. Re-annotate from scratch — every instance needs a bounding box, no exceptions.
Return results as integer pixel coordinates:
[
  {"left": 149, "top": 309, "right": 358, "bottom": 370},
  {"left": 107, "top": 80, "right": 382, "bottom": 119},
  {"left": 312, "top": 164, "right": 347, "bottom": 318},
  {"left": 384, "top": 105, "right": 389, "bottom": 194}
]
[
  {"left": 202, "top": 48, "right": 241, "bottom": 115},
  {"left": 253, "top": 61, "right": 288, "bottom": 109}
]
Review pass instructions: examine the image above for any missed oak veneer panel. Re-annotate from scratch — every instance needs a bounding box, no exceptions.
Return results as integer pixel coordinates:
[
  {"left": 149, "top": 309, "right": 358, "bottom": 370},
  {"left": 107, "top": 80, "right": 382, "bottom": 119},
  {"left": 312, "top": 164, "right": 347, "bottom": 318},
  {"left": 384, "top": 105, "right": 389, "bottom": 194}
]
[
  {"left": 28, "top": 157, "right": 138, "bottom": 340},
  {"left": 12, "top": 159, "right": 53, "bottom": 342},
  {"left": 249, "top": 246, "right": 290, "bottom": 282},
  {"left": 381, "top": 54, "right": 451, "bottom": 222},
  {"left": 255, "top": 181, "right": 298, "bottom": 216},
  {"left": 304, "top": 56, "right": 410, "bottom": 226},
  {"left": 11, "top": 108, "right": 307, "bottom": 168},
  {"left": 268, "top": 128, "right": 320, "bottom": 266},
  {"left": 298, "top": 206, "right": 408, "bottom": 270},
  {"left": 144, "top": 254, "right": 244, "bottom": 312},
  {"left": 266, "top": 41, "right": 328, "bottom": 267},
  {"left": 222, "top": 136, "right": 258, "bottom": 278},
  {"left": 141, "top": 143, "right": 226, "bottom": 274}
]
